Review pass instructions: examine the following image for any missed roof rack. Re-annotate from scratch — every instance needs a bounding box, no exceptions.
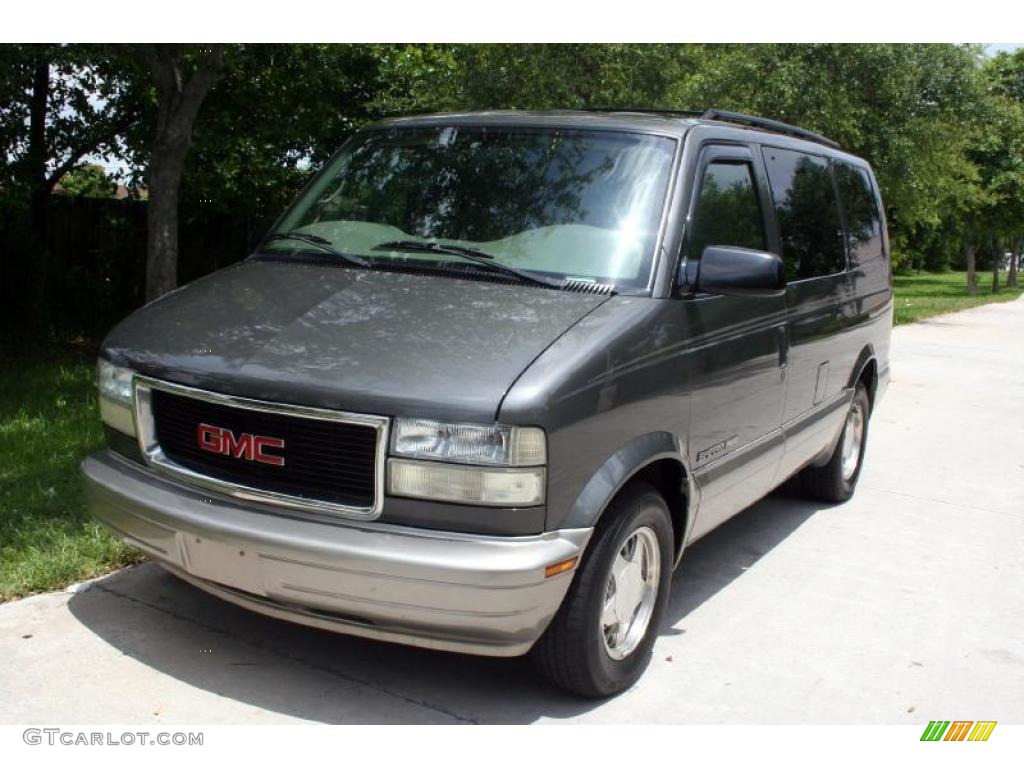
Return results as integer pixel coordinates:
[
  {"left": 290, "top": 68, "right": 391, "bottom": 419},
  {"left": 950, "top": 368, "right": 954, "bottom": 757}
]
[
  {"left": 579, "top": 107, "right": 841, "bottom": 149},
  {"left": 587, "top": 107, "right": 706, "bottom": 118},
  {"left": 699, "top": 109, "right": 841, "bottom": 149}
]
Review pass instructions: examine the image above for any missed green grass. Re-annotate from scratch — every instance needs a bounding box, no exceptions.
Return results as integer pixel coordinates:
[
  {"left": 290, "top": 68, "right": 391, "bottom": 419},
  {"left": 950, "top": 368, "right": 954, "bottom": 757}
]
[
  {"left": 892, "top": 270, "right": 1024, "bottom": 325},
  {"left": 0, "top": 344, "right": 143, "bottom": 601}
]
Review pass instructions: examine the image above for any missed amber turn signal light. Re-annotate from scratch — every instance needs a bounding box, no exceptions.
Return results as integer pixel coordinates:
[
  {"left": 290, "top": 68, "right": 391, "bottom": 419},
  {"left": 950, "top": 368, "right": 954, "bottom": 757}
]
[{"left": 544, "top": 557, "right": 578, "bottom": 578}]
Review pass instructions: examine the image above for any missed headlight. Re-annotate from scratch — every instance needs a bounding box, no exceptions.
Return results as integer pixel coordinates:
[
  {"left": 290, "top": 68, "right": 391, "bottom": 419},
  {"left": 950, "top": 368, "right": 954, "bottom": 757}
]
[
  {"left": 97, "top": 359, "right": 136, "bottom": 436},
  {"left": 391, "top": 418, "right": 546, "bottom": 466},
  {"left": 388, "top": 418, "right": 546, "bottom": 506}
]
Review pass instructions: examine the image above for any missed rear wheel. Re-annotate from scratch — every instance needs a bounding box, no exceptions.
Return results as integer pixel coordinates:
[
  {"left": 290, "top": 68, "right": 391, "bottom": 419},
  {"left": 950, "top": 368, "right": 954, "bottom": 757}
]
[
  {"left": 800, "top": 382, "right": 870, "bottom": 502},
  {"left": 531, "top": 482, "right": 673, "bottom": 698}
]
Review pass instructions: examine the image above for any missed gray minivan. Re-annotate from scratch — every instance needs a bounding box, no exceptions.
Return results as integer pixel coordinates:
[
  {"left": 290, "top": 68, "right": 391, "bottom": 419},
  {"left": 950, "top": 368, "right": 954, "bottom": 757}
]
[{"left": 83, "top": 109, "right": 892, "bottom": 697}]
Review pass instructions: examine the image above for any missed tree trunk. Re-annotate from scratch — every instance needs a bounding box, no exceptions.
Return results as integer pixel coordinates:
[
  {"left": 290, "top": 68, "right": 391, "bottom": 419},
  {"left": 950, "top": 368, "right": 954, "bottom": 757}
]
[
  {"left": 142, "top": 45, "right": 225, "bottom": 302},
  {"left": 15, "top": 57, "right": 53, "bottom": 330},
  {"left": 1009, "top": 238, "right": 1021, "bottom": 289},
  {"left": 27, "top": 59, "right": 49, "bottom": 237},
  {"left": 146, "top": 146, "right": 189, "bottom": 299},
  {"left": 992, "top": 244, "right": 1000, "bottom": 293},
  {"left": 965, "top": 242, "right": 977, "bottom": 296}
]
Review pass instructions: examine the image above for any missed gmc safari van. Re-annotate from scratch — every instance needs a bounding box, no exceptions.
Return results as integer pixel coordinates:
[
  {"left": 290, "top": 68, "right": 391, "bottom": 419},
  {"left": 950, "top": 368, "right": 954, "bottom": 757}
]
[{"left": 84, "top": 109, "right": 892, "bottom": 697}]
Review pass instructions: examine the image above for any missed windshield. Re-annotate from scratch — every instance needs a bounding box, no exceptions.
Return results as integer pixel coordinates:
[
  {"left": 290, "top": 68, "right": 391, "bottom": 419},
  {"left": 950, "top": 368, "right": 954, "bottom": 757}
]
[{"left": 265, "top": 126, "right": 676, "bottom": 290}]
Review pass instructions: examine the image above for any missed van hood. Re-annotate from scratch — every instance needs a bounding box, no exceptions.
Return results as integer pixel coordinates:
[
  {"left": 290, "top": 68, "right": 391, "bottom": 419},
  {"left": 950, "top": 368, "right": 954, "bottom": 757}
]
[{"left": 102, "top": 260, "right": 609, "bottom": 422}]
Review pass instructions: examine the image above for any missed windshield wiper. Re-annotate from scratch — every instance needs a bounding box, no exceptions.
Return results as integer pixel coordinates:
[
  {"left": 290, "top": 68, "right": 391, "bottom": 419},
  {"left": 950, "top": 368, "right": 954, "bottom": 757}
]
[
  {"left": 263, "top": 232, "right": 371, "bottom": 268},
  {"left": 372, "top": 240, "right": 565, "bottom": 290}
]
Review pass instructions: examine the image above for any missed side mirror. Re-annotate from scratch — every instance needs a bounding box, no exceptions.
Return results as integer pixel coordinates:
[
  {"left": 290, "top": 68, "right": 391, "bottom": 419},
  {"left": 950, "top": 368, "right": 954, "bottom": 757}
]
[{"left": 696, "top": 246, "right": 786, "bottom": 297}]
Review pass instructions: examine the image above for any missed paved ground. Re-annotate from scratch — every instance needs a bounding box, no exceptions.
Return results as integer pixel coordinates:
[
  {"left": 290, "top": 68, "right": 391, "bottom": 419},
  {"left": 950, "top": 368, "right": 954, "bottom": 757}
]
[{"left": 2, "top": 298, "right": 1023, "bottom": 724}]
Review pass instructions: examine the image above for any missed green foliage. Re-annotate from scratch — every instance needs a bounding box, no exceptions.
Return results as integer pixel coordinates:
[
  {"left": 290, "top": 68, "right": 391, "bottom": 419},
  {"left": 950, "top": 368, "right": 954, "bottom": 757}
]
[
  {"left": 0, "top": 43, "right": 141, "bottom": 200},
  {"left": 58, "top": 163, "right": 117, "bottom": 198},
  {"left": 444, "top": 44, "right": 693, "bottom": 110},
  {"left": 988, "top": 48, "right": 1024, "bottom": 101},
  {"left": 974, "top": 52, "right": 1024, "bottom": 243}
]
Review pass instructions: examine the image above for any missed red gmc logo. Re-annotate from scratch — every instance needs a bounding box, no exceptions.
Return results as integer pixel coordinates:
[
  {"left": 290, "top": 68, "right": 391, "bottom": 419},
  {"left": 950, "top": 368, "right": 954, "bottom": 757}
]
[{"left": 196, "top": 423, "right": 286, "bottom": 466}]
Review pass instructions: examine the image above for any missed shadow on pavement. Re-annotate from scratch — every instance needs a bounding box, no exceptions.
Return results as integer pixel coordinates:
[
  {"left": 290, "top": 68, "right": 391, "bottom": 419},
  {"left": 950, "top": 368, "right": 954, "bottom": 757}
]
[
  {"left": 67, "top": 489, "right": 824, "bottom": 724},
  {"left": 664, "top": 486, "right": 820, "bottom": 628}
]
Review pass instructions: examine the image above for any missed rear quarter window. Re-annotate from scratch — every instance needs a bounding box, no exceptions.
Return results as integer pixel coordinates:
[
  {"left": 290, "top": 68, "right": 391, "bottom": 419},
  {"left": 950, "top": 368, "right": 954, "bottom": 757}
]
[{"left": 834, "top": 162, "right": 884, "bottom": 267}]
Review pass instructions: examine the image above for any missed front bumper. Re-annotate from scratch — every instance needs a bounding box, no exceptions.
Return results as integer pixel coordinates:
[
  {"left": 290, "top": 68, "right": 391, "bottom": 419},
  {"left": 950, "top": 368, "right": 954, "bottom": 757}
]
[{"left": 82, "top": 451, "right": 591, "bottom": 656}]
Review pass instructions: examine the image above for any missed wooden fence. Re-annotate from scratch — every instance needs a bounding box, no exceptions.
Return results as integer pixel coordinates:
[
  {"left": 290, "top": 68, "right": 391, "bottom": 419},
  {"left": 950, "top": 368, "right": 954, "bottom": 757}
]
[{"left": 0, "top": 196, "right": 256, "bottom": 337}]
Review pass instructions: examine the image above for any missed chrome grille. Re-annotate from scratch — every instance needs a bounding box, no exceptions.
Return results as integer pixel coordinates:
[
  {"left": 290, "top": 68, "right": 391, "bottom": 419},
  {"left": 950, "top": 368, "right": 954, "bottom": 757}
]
[{"left": 133, "top": 378, "right": 389, "bottom": 519}]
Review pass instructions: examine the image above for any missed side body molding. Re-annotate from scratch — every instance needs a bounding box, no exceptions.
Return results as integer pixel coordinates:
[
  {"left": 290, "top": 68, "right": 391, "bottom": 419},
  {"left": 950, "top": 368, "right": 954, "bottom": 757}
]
[{"left": 562, "top": 431, "right": 696, "bottom": 563}]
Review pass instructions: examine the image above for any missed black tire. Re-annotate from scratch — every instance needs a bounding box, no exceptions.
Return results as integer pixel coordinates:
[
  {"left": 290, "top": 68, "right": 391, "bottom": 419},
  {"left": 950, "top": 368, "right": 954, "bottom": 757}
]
[
  {"left": 531, "top": 481, "right": 673, "bottom": 698},
  {"left": 800, "top": 382, "right": 871, "bottom": 502}
]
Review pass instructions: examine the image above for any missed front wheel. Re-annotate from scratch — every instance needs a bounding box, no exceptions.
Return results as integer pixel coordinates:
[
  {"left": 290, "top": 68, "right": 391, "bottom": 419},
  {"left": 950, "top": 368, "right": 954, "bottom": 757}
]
[
  {"left": 800, "top": 382, "right": 871, "bottom": 502},
  {"left": 531, "top": 482, "right": 673, "bottom": 698}
]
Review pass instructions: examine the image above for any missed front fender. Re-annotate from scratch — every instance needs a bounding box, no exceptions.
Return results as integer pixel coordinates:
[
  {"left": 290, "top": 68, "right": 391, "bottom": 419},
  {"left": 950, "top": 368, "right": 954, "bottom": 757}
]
[{"left": 561, "top": 432, "right": 696, "bottom": 553}]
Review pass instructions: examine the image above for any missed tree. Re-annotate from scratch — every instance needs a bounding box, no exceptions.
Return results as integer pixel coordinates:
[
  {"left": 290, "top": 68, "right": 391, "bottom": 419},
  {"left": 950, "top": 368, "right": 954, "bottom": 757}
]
[
  {"left": 0, "top": 43, "right": 141, "bottom": 327},
  {"left": 171, "top": 44, "right": 391, "bottom": 227},
  {"left": 984, "top": 50, "right": 1024, "bottom": 288},
  {"left": 58, "top": 163, "right": 117, "bottom": 198},
  {"left": 445, "top": 44, "right": 693, "bottom": 111},
  {"left": 946, "top": 54, "right": 1024, "bottom": 294},
  {"left": 0, "top": 45, "right": 139, "bottom": 212},
  {"left": 139, "top": 44, "right": 225, "bottom": 300}
]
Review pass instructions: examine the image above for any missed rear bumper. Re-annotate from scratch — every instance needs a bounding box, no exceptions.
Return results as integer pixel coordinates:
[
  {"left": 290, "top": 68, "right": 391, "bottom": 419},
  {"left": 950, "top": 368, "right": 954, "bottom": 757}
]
[{"left": 82, "top": 451, "right": 590, "bottom": 656}]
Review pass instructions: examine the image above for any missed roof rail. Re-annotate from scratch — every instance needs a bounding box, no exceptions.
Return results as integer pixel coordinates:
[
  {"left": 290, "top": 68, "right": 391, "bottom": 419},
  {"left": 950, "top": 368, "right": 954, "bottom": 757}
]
[
  {"left": 587, "top": 107, "right": 706, "bottom": 118},
  {"left": 700, "top": 109, "right": 841, "bottom": 149},
  {"left": 588, "top": 107, "right": 840, "bottom": 149}
]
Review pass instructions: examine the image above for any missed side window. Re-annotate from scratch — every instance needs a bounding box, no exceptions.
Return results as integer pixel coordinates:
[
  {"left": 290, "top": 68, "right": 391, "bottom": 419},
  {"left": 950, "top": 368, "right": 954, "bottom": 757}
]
[
  {"left": 762, "top": 147, "right": 846, "bottom": 280},
  {"left": 834, "top": 162, "right": 883, "bottom": 267},
  {"left": 688, "top": 161, "right": 766, "bottom": 259}
]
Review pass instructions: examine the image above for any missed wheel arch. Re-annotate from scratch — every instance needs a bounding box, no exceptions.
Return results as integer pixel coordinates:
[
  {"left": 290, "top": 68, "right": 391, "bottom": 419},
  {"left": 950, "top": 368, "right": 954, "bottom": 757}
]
[
  {"left": 561, "top": 432, "right": 694, "bottom": 567},
  {"left": 848, "top": 345, "right": 879, "bottom": 412},
  {"left": 807, "top": 346, "right": 879, "bottom": 469}
]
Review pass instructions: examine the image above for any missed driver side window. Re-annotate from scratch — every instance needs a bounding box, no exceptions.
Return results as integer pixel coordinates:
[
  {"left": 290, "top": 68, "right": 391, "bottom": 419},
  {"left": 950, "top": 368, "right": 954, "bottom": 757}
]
[{"left": 688, "top": 161, "right": 766, "bottom": 259}]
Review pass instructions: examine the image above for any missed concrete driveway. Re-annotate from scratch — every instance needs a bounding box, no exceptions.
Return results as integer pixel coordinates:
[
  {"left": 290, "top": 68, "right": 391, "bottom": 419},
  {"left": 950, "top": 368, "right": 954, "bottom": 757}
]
[{"left": 2, "top": 297, "right": 1023, "bottom": 724}]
